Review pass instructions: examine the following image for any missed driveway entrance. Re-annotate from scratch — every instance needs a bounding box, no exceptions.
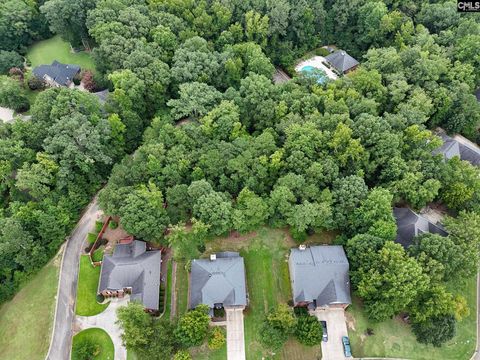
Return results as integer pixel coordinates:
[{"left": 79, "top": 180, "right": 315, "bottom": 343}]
[
  {"left": 225, "top": 307, "right": 246, "bottom": 360},
  {"left": 312, "top": 308, "right": 349, "bottom": 360}
]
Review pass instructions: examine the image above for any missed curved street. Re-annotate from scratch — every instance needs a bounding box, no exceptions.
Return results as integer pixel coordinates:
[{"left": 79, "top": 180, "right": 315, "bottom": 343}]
[{"left": 46, "top": 199, "right": 101, "bottom": 360}]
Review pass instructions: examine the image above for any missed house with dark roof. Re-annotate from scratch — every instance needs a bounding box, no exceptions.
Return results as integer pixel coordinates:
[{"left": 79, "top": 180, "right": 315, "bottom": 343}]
[
  {"left": 98, "top": 240, "right": 161, "bottom": 311},
  {"left": 190, "top": 252, "right": 247, "bottom": 314},
  {"left": 325, "top": 50, "right": 359, "bottom": 75},
  {"left": 393, "top": 207, "right": 448, "bottom": 249},
  {"left": 32, "top": 60, "right": 80, "bottom": 88},
  {"left": 289, "top": 245, "right": 351, "bottom": 310},
  {"left": 434, "top": 132, "right": 480, "bottom": 167}
]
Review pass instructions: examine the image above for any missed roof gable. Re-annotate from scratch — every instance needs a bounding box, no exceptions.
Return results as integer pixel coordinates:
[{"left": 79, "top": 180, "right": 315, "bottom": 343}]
[
  {"left": 325, "top": 50, "right": 359, "bottom": 73},
  {"left": 32, "top": 61, "right": 80, "bottom": 86},
  {"left": 190, "top": 252, "right": 247, "bottom": 308},
  {"left": 289, "top": 246, "right": 351, "bottom": 307},
  {"left": 98, "top": 240, "right": 161, "bottom": 310},
  {"left": 393, "top": 207, "right": 448, "bottom": 248}
]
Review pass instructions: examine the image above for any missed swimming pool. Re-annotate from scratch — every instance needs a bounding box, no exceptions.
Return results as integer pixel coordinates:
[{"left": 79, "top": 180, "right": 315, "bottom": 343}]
[{"left": 300, "top": 65, "right": 327, "bottom": 84}]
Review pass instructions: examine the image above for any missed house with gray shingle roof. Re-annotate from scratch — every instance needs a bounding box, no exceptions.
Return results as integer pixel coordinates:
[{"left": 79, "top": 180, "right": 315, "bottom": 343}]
[
  {"left": 190, "top": 252, "right": 247, "bottom": 313},
  {"left": 325, "top": 50, "right": 359, "bottom": 74},
  {"left": 32, "top": 60, "right": 80, "bottom": 88},
  {"left": 98, "top": 240, "right": 161, "bottom": 311},
  {"left": 289, "top": 245, "right": 351, "bottom": 309},
  {"left": 434, "top": 132, "right": 480, "bottom": 167},
  {"left": 393, "top": 207, "right": 448, "bottom": 249}
]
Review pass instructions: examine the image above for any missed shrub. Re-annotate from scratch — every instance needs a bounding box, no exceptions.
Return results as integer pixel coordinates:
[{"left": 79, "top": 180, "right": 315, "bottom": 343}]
[
  {"left": 259, "top": 304, "right": 296, "bottom": 350},
  {"left": 208, "top": 327, "right": 226, "bottom": 350},
  {"left": 174, "top": 304, "right": 210, "bottom": 347},
  {"left": 315, "top": 48, "right": 331, "bottom": 57},
  {"left": 0, "top": 75, "right": 29, "bottom": 112},
  {"left": 294, "top": 314, "right": 323, "bottom": 346},
  {"left": 95, "top": 220, "right": 104, "bottom": 233},
  {"left": 109, "top": 220, "right": 118, "bottom": 229},
  {"left": 173, "top": 350, "right": 192, "bottom": 360},
  {"left": 96, "top": 293, "right": 105, "bottom": 303},
  {"left": 72, "top": 338, "right": 97, "bottom": 360},
  {"left": 412, "top": 314, "right": 456, "bottom": 347},
  {"left": 82, "top": 70, "right": 96, "bottom": 92},
  {"left": 260, "top": 323, "right": 288, "bottom": 350},
  {"left": 213, "top": 307, "right": 225, "bottom": 318},
  {"left": 0, "top": 51, "right": 24, "bottom": 74},
  {"left": 27, "top": 76, "right": 46, "bottom": 90}
]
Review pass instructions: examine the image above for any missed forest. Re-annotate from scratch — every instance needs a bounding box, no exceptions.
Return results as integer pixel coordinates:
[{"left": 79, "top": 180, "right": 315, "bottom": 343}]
[{"left": 0, "top": 0, "right": 479, "bottom": 353}]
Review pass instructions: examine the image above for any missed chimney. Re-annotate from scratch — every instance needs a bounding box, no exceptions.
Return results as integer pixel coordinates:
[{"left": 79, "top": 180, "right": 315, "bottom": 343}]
[
  {"left": 210, "top": 254, "right": 217, "bottom": 261},
  {"left": 299, "top": 244, "right": 306, "bottom": 251}
]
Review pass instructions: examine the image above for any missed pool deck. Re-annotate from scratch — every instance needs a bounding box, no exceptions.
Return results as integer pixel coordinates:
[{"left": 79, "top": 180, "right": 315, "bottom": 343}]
[{"left": 295, "top": 56, "right": 338, "bottom": 81}]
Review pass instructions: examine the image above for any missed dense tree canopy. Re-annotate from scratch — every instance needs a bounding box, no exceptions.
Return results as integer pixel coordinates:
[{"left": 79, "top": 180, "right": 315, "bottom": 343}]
[{"left": 2, "top": 0, "right": 480, "bottom": 352}]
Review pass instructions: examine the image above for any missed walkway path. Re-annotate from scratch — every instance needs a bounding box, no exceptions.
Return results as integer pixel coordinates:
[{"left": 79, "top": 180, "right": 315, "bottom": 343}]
[
  {"left": 46, "top": 198, "right": 101, "bottom": 360},
  {"left": 75, "top": 298, "right": 128, "bottom": 360},
  {"left": 225, "top": 308, "right": 246, "bottom": 360}
]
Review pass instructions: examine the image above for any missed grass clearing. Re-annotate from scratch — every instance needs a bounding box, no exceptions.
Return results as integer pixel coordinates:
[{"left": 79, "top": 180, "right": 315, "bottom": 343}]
[
  {"left": 76, "top": 255, "right": 109, "bottom": 316},
  {"left": 0, "top": 252, "right": 61, "bottom": 360},
  {"left": 27, "top": 35, "right": 96, "bottom": 71},
  {"left": 72, "top": 328, "right": 114, "bottom": 360},
  {"left": 346, "top": 277, "right": 477, "bottom": 360}
]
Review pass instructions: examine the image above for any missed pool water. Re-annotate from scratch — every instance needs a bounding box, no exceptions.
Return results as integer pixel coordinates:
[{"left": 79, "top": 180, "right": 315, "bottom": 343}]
[{"left": 300, "top": 65, "right": 327, "bottom": 84}]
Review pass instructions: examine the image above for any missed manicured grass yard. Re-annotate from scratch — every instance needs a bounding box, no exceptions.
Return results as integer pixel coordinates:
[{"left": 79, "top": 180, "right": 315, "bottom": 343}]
[
  {"left": 206, "top": 227, "right": 326, "bottom": 360},
  {"left": 0, "top": 253, "right": 61, "bottom": 360},
  {"left": 27, "top": 35, "right": 96, "bottom": 71},
  {"left": 76, "top": 255, "right": 109, "bottom": 316},
  {"left": 72, "top": 328, "right": 114, "bottom": 360},
  {"left": 163, "top": 260, "right": 173, "bottom": 319},
  {"left": 346, "top": 277, "right": 477, "bottom": 360},
  {"left": 175, "top": 261, "right": 189, "bottom": 317}
]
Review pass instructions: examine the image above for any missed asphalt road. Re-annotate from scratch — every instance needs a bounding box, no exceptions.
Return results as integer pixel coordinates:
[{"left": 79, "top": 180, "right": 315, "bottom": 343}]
[{"left": 46, "top": 199, "right": 100, "bottom": 360}]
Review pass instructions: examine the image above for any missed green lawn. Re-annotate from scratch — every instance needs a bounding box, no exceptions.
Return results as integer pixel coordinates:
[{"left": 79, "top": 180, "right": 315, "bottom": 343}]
[
  {"left": 72, "top": 328, "right": 114, "bottom": 360},
  {"left": 191, "top": 342, "right": 227, "bottom": 360},
  {"left": 346, "top": 277, "right": 477, "bottom": 360},
  {"left": 163, "top": 260, "right": 173, "bottom": 319},
  {"left": 27, "top": 35, "right": 96, "bottom": 71},
  {"left": 76, "top": 255, "right": 109, "bottom": 316},
  {"left": 175, "top": 261, "right": 189, "bottom": 317},
  {"left": 206, "top": 227, "right": 323, "bottom": 360},
  {"left": 92, "top": 246, "right": 104, "bottom": 262},
  {"left": 0, "top": 253, "right": 61, "bottom": 360}
]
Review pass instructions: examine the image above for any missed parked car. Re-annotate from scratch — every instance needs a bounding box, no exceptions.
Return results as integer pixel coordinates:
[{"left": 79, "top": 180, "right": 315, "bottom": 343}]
[
  {"left": 342, "top": 336, "right": 352, "bottom": 357},
  {"left": 320, "top": 321, "right": 328, "bottom": 342}
]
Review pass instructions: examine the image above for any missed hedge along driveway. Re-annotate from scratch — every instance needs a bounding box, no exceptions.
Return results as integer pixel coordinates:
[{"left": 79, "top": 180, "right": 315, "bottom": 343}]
[{"left": 76, "top": 255, "right": 109, "bottom": 316}]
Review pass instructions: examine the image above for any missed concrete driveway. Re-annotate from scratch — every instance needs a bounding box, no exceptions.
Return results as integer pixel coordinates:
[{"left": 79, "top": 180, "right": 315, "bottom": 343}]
[
  {"left": 75, "top": 298, "right": 128, "bottom": 360},
  {"left": 225, "top": 308, "right": 246, "bottom": 360},
  {"left": 312, "top": 308, "right": 349, "bottom": 360}
]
